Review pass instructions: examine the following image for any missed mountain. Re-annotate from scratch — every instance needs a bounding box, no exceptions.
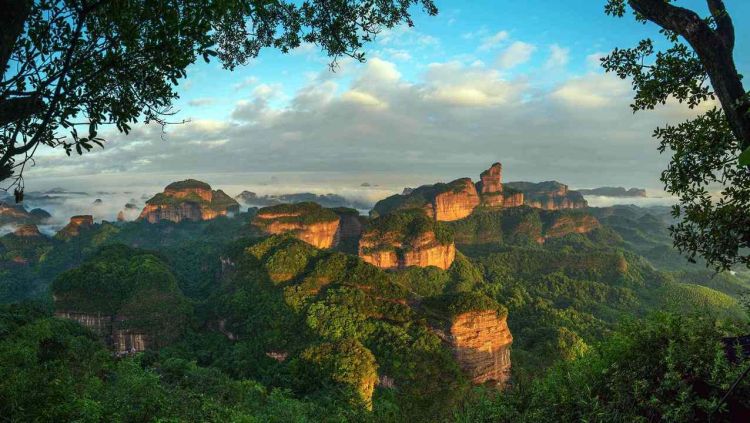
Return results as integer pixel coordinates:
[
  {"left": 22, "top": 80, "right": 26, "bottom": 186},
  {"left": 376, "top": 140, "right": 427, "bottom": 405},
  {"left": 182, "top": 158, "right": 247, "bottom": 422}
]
[
  {"left": 372, "top": 163, "right": 587, "bottom": 220},
  {"left": 578, "top": 186, "right": 647, "bottom": 197},
  {"left": 0, "top": 202, "right": 51, "bottom": 226},
  {"left": 237, "top": 191, "right": 370, "bottom": 209},
  {"left": 0, "top": 169, "right": 748, "bottom": 421},
  {"left": 139, "top": 179, "right": 240, "bottom": 223}
]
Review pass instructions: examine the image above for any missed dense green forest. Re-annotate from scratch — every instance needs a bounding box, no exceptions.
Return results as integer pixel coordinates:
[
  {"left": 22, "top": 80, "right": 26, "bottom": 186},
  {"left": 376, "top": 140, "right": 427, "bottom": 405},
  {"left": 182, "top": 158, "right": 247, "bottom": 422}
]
[{"left": 1, "top": 205, "right": 749, "bottom": 421}]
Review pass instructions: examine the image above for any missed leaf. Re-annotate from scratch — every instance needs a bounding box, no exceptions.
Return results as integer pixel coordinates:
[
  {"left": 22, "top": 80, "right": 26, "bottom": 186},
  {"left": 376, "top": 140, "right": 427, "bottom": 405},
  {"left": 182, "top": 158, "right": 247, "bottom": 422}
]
[{"left": 740, "top": 146, "right": 750, "bottom": 167}]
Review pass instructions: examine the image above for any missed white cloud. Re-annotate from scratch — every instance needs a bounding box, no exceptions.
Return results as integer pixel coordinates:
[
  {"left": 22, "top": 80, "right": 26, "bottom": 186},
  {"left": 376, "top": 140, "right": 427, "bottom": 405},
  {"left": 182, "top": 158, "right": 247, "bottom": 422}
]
[
  {"left": 341, "top": 90, "right": 388, "bottom": 108},
  {"left": 187, "top": 98, "right": 215, "bottom": 107},
  {"left": 545, "top": 44, "right": 570, "bottom": 69},
  {"left": 233, "top": 76, "right": 259, "bottom": 89},
  {"left": 550, "top": 73, "right": 629, "bottom": 108},
  {"left": 497, "top": 41, "right": 536, "bottom": 69},
  {"left": 586, "top": 52, "right": 606, "bottom": 70},
  {"left": 479, "top": 31, "right": 509, "bottom": 51},
  {"left": 26, "top": 58, "right": 713, "bottom": 193}
]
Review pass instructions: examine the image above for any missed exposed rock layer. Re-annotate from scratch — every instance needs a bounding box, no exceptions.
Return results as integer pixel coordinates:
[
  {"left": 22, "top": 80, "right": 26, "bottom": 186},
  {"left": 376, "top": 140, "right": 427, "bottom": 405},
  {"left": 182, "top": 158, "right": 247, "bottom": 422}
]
[
  {"left": 54, "top": 311, "right": 149, "bottom": 354},
  {"left": 57, "top": 215, "right": 94, "bottom": 238},
  {"left": 449, "top": 310, "right": 513, "bottom": 387},
  {"left": 139, "top": 179, "right": 240, "bottom": 223},
  {"left": 252, "top": 202, "right": 341, "bottom": 249}
]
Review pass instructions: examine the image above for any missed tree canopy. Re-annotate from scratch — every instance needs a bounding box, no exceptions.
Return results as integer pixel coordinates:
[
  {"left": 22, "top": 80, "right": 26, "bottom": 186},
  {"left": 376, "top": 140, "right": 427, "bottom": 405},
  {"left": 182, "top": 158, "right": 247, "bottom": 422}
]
[
  {"left": 604, "top": 0, "right": 750, "bottom": 269},
  {"left": 0, "top": 0, "right": 437, "bottom": 190}
]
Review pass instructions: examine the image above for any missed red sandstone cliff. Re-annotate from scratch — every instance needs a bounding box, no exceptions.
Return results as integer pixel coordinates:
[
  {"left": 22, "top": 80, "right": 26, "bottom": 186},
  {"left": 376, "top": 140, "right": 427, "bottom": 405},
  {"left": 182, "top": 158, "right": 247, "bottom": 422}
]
[
  {"left": 252, "top": 202, "right": 341, "bottom": 249},
  {"left": 358, "top": 212, "right": 455, "bottom": 270},
  {"left": 449, "top": 310, "right": 513, "bottom": 387},
  {"left": 138, "top": 180, "right": 240, "bottom": 223},
  {"left": 543, "top": 213, "right": 601, "bottom": 239},
  {"left": 428, "top": 178, "right": 481, "bottom": 221},
  {"left": 56, "top": 215, "right": 94, "bottom": 238}
]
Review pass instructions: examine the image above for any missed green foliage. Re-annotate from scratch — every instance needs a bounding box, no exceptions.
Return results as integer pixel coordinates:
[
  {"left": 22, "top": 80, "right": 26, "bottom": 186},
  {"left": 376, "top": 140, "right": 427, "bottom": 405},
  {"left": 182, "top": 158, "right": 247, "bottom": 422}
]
[
  {"left": 456, "top": 313, "right": 750, "bottom": 422},
  {"left": 1, "top": 0, "right": 438, "bottom": 184},
  {"left": 0, "top": 304, "right": 346, "bottom": 421},
  {"left": 603, "top": 1, "right": 750, "bottom": 269},
  {"left": 362, "top": 209, "right": 454, "bottom": 254},
  {"left": 255, "top": 201, "right": 340, "bottom": 226}
]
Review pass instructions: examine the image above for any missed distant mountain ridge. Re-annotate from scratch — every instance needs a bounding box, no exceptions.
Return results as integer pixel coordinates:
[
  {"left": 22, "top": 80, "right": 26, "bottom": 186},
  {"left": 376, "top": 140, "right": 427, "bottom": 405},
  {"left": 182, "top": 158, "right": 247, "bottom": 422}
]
[{"left": 577, "top": 186, "right": 647, "bottom": 197}]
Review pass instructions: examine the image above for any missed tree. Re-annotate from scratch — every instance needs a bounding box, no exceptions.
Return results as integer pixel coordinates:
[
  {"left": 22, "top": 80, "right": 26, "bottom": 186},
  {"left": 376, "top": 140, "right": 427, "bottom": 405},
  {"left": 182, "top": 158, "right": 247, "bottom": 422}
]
[
  {"left": 604, "top": 0, "right": 750, "bottom": 269},
  {"left": 0, "top": 0, "right": 437, "bottom": 190}
]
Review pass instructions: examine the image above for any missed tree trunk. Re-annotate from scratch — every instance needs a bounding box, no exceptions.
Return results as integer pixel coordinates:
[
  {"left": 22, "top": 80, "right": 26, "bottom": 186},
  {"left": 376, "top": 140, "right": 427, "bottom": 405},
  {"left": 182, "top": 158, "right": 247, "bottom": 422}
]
[{"left": 628, "top": 0, "right": 750, "bottom": 150}]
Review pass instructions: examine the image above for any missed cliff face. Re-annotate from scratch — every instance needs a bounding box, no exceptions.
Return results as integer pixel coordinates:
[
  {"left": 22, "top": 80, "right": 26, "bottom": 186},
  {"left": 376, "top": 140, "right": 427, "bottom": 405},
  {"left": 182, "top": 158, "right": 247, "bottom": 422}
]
[
  {"left": 252, "top": 202, "right": 341, "bottom": 249},
  {"left": 54, "top": 311, "right": 150, "bottom": 354},
  {"left": 139, "top": 179, "right": 240, "bottom": 223},
  {"left": 543, "top": 212, "right": 601, "bottom": 239},
  {"left": 371, "top": 178, "right": 480, "bottom": 222},
  {"left": 359, "top": 211, "right": 455, "bottom": 270},
  {"left": 57, "top": 215, "right": 94, "bottom": 238},
  {"left": 401, "top": 231, "right": 456, "bottom": 269},
  {"left": 502, "top": 190, "right": 524, "bottom": 208},
  {"left": 14, "top": 224, "right": 42, "bottom": 237},
  {"left": 450, "top": 310, "right": 513, "bottom": 387},
  {"left": 429, "top": 178, "right": 481, "bottom": 221},
  {"left": 504, "top": 181, "right": 587, "bottom": 210},
  {"left": 0, "top": 202, "right": 51, "bottom": 226},
  {"left": 477, "top": 163, "right": 505, "bottom": 207}
]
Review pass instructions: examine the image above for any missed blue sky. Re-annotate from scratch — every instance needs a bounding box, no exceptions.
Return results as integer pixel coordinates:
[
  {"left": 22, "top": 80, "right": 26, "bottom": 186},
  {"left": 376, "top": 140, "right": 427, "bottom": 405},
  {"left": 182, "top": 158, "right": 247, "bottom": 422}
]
[{"left": 27, "top": 0, "right": 750, "bottom": 198}]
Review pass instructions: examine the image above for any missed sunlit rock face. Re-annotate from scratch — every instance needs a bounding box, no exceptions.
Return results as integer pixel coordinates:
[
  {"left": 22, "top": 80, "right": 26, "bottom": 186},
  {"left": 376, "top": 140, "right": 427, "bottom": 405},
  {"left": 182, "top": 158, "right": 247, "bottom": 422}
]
[
  {"left": 502, "top": 190, "right": 524, "bottom": 207},
  {"left": 13, "top": 224, "right": 41, "bottom": 237},
  {"left": 401, "top": 231, "right": 456, "bottom": 269},
  {"left": 372, "top": 178, "right": 481, "bottom": 222},
  {"left": 428, "top": 178, "right": 481, "bottom": 222},
  {"left": 504, "top": 181, "right": 587, "bottom": 210},
  {"left": 57, "top": 215, "right": 94, "bottom": 238},
  {"left": 138, "top": 179, "right": 240, "bottom": 223},
  {"left": 449, "top": 310, "right": 513, "bottom": 388},
  {"left": 252, "top": 202, "right": 341, "bottom": 249},
  {"left": 543, "top": 212, "right": 600, "bottom": 239},
  {"left": 477, "top": 163, "right": 505, "bottom": 207},
  {"left": 0, "top": 202, "right": 51, "bottom": 226},
  {"left": 358, "top": 211, "right": 455, "bottom": 270}
]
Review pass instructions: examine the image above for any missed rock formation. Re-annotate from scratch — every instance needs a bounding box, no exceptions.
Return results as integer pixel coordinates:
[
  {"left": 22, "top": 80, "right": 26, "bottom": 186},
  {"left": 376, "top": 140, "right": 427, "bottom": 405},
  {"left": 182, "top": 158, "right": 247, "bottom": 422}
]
[
  {"left": 428, "top": 178, "right": 481, "bottom": 221},
  {"left": 476, "top": 163, "right": 505, "bottom": 207},
  {"left": 371, "top": 163, "right": 588, "bottom": 223},
  {"left": 542, "top": 211, "right": 601, "bottom": 239},
  {"left": 0, "top": 202, "right": 51, "bottom": 226},
  {"left": 252, "top": 202, "right": 341, "bottom": 249},
  {"left": 504, "top": 181, "right": 587, "bottom": 210},
  {"left": 371, "top": 178, "right": 480, "bottom": 222},
  {"left": 359, "top": 211, "right": 455, "bottom": 270},
  {"left": 139, "top": 179, "right": 240, "bottom": 223},
  {"left": 449, "top": 310, "right": 513, "bottom": 387},
  {"left": 236, "top": 191, "right": 369, "bottom": 209},
  {"left": 13, "top": 224, "right": 42, "bottom": 237},
  {"left": 53, "top": 311, "right": 149, "bottom": 354},
  {"left": 56, "top": 215, "right": 94, "bottom": 239}
]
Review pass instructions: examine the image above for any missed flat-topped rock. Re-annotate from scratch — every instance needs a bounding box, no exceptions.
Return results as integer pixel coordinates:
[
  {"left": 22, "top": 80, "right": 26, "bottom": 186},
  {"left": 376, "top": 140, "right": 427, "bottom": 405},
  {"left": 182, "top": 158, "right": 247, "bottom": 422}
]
[
  {"left": 139, "top": 179, "right": 240, "bottom": 223},
  {"left": 359, "top": 210, "right": 455, "bottom": 270},
  {"left": 252, "top": 202, "right": 341, "bottom": 249}
]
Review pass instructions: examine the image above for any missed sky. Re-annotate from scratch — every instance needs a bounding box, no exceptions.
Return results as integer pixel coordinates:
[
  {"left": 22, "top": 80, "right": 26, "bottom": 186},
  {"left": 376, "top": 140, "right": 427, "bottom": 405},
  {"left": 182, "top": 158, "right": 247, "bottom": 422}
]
[{"left": 22, "top": 0, "right": 750, "bottom": 198}]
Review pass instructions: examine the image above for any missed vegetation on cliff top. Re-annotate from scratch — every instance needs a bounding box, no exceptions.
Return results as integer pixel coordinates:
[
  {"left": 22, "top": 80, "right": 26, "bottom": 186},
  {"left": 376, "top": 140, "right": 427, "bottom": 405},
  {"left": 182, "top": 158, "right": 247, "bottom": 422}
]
[
  {"left": 165, "top": 179, "right": 212, "bottom": 191},
  {"left": 254, "top": 201, "right": 340, "bottom": 225},
  {"left": 371, "top": 178, "right": 475, "bottom": 218},
  {"left": 362, "top": 209, "right": 453, "bottom": 253}
]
